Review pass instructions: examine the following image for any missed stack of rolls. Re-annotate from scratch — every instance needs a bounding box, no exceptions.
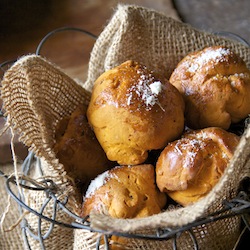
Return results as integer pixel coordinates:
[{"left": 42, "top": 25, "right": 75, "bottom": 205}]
[{"left": 53, "top": 46, "right": 250, "bottom": 222}]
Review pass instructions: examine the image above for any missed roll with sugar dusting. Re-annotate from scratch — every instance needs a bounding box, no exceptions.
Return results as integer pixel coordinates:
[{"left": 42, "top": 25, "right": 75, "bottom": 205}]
[
  {"left": 87, "top": 60, "right": 185, "bottom": 165},
  {"left": 81, "top": 164, "right": 167, "bottom": 218},
  {"left": 156, "top": 127, "right": 240, "bottom": 206},
  {"left": 169, "top": 46, "right": 250, "bottom": 130}
]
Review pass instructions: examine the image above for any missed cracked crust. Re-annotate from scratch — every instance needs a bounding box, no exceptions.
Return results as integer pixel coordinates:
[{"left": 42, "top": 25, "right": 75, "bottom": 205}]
[
  {"left": 156, "top": 127, "right": 240, "bottom": 206},
  {"left": 81, "top": 164, "right": 167, "bottom": 218},
  {"left": 169, "top": 46, "right": 250, "bottom": 129},
  {"left": 87, "top": 60, "right": 185, "bottom": 165}
]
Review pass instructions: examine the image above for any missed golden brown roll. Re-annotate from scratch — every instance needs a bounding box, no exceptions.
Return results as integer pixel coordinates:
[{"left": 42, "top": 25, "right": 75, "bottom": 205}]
[
  {"left": 81, "top": 164, "right": 167, "bottom": 218},
  {"left": 169, "top": 46, "right": 250, "bottom": 129},
  {"left": 87, "top": 60, "right": 185, "bottom": 165},
  {"left": 156, "top": 127, "right": 240, "bottom": 206},
  {"left": 54, "top": 105, "right": 112, "bottom": 186}
]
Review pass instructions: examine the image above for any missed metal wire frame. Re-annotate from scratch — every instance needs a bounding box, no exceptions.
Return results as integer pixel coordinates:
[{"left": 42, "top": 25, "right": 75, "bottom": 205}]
[
  {"left": 0, "top": 26, "right": 97, "bottom": 84},
  {"left": 1, "top": 151, "right": 250, "bottom": 250},
  {"left": 213, "top": 31, "right": 250, "bottom": 47},
  {"left": 0, "top": 26, "right": 97, "bottom": 122},
  {"left": 1, "top": 28, "right": 249, "bottom": 82},
  {"left": 0, "top": 26, "right": 97, "bottom": 249},
  {"left": 0, "top": 153, "right": 91, "bottom": 250},
  {"left": 0, "top": 28, "right": 250, "bottom": 249},
  {"left": 35, "top": 26, "right": 98, "bottom": 55}
]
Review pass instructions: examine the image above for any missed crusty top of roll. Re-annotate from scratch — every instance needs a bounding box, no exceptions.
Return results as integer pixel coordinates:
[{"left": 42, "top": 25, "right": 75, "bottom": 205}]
[
  {"left": 81, "top": 164, "right": 167, "bottom": 218},
  {"left": 156, "top": 127, "right": 240, "bottom": 206},
  {"left": 87, "top": 60, "right": 185, "bottom": 165},
  {"left": 169, "top": 46, "right": 250, "bottom": 129}
]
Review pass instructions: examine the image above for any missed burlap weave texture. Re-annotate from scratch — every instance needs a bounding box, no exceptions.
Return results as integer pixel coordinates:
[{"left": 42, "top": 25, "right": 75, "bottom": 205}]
[{"left": 1, "top": 4, "right": 250, "bottom": 250}]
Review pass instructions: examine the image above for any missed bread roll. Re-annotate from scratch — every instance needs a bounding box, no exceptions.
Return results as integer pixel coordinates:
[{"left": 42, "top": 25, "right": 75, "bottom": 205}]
[
  {"left": 156, "top": 127, "right": 240, "bottom": 206},
  {"left": 169, "top": 46, "right": 250, "bottom": 129},
  {"left": 81, "top": 164, "right": 167, "bottom": 218},
  {"left": 54, "top": 105, "right": 112, "bottom": 187},
  {"left": 87, "top": 60, "right": 185, "bottom": 165}
]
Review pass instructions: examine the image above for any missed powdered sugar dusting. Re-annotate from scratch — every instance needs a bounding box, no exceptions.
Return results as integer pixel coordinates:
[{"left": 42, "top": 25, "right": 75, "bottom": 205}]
[
  {"left": 85, "top": 170, "right": 112, "bottom": 198},
  {"left": 173, "top": 138, "right": 204, "bottom": 169},
  {"left": 150, "top": 81, "right": 162, "bottom": 95},
  {"left": 188, "top": 47, "right": 232, "bottom": 73},
  {"left": 126, "top": 69, "right": 163, "bottom": 111},
  {"left": 233, "top": 72, "right": 248, "bottom": 78}
]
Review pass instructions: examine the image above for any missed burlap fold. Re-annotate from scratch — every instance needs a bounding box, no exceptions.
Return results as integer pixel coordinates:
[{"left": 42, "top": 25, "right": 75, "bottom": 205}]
[
  {"left": 84, "top": 4, "right": 250, "bottom": 92},
  {"left": 1, "top": 55, "right": 91, "bottom": 249},
  {"left": 1, "top": 4, "right": 250, "bottom": 250}
]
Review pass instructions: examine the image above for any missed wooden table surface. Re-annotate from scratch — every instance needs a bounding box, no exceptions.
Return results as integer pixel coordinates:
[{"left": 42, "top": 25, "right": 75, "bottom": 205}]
[{"left": 0, "top": 0, "right": 178, "bottom": 81}]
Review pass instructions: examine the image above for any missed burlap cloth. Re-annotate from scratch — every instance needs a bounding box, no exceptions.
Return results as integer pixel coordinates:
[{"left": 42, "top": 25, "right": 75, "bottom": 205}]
[{"left": 1, "top": 4, "right": 250, "bottom": 250}]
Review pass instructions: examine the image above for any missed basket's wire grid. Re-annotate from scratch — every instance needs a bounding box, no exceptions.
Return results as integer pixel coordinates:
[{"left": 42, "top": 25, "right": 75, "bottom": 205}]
[{"left": 0, "top": 28, "right": 250, "bottom": 250}]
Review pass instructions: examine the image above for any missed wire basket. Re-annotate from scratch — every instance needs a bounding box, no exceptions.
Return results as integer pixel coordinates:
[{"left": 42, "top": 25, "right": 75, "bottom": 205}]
[
  {"left": 1, "top": 27, "right": 250, "bottom": 250},
  {"left": 1, "top": 152, "right": 250, "bottom": 250}
]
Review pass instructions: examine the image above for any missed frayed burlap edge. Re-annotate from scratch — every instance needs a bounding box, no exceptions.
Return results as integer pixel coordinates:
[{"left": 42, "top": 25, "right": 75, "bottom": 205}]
[
  {"left": 90, "top": 124, "right": 250, "bottom": 232},
  {"left": 1, "top": 54, "right": 90, "bottom": 186},
  {"left": 82, "top": 4, "right": 250, "bottom": 231}
]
